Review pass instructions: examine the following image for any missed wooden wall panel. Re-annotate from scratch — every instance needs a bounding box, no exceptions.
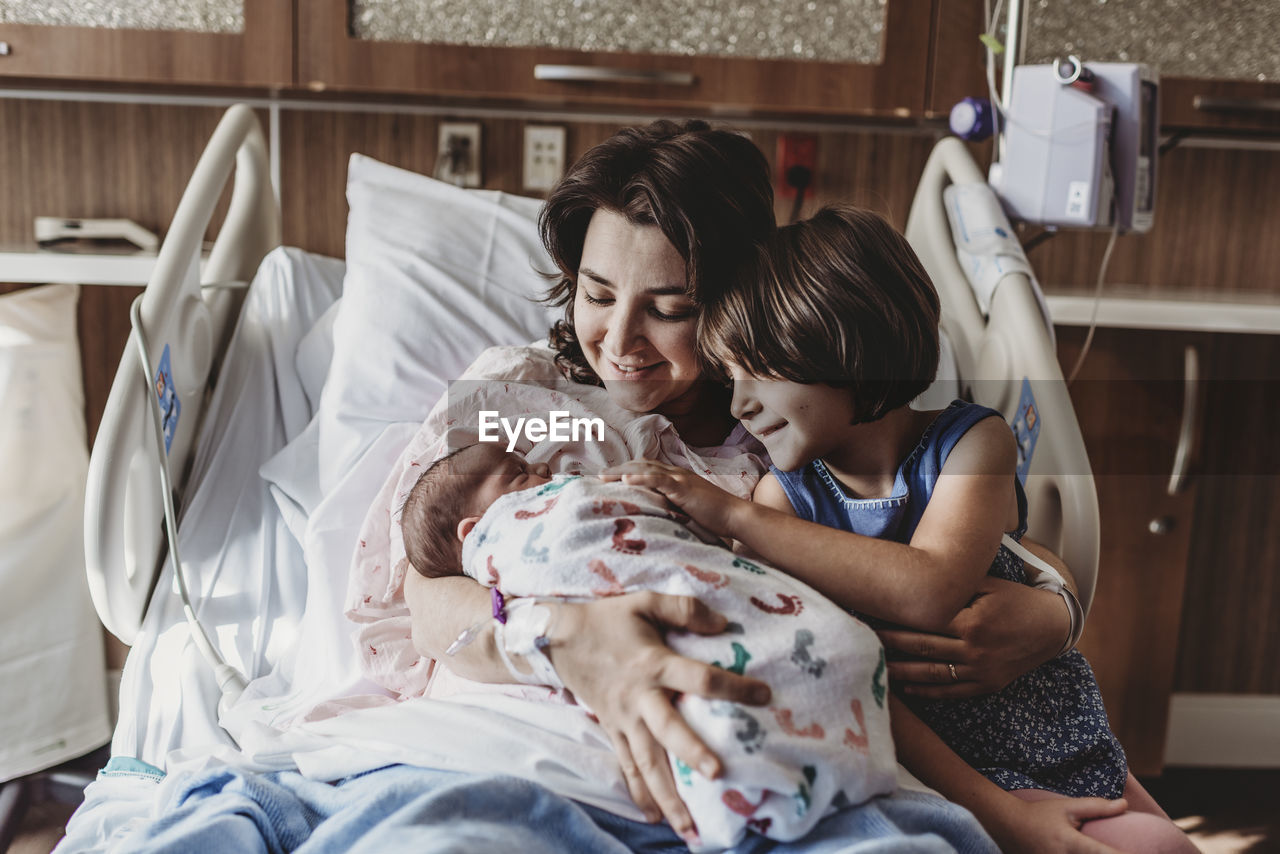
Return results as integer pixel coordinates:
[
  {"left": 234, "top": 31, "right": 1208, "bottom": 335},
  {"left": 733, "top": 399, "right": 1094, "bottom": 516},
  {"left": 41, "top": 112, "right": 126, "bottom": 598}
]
[
  {"left": 1060, "top": 327, "right": 1205, "bottom": 774},
  {"left": 0, "top": 2, "right": 292, "bottom": 87},
  {"left": 276, "top": 110, "right": 939, "bottom": 258},
  {"left": 1174, "top": 333, "right": 1280, "bottom": 695},
  {"left": 0, "top": 99, "right": 243, "bottom": 247},
  {"left": 278, "top": 112, "right": 627, "bottom": 258}
]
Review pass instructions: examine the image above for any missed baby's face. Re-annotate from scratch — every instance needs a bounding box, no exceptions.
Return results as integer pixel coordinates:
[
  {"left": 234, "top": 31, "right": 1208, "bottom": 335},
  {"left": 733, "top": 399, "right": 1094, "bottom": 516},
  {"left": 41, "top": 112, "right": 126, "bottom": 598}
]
[{"left": 460, "top": 444, "right": 554, "bottom": 515}]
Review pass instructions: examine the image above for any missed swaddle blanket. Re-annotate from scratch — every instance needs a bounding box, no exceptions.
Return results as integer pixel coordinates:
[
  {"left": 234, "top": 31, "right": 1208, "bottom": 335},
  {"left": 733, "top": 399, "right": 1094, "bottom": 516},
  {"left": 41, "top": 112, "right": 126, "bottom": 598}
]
[
  {"left": 344, "top": 344, "right": 763, "bottom": 702},
  {"left": 464, "top": 475, "right": 897, "bottom": 851}
]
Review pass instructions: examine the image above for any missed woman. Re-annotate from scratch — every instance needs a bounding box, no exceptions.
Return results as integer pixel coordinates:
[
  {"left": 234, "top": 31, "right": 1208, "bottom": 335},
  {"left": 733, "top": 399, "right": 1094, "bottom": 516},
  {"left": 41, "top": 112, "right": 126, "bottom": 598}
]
[{"left": 403, "top": 120, "right": 1092, "bottom": 851}]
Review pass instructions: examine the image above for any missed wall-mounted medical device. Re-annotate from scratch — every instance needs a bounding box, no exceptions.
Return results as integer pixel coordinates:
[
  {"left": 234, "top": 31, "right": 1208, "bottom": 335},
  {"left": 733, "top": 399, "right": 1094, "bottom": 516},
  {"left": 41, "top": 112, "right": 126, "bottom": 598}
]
[{"left": 988, "top": 59, "right": 1158, "bottom": 233}]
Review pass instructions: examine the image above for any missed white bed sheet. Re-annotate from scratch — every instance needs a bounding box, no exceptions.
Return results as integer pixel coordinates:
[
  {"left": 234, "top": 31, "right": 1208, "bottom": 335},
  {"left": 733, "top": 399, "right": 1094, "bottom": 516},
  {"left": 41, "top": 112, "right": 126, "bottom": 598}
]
[{"left": 111, "top": 247, "right": 343, "bottom": 767}]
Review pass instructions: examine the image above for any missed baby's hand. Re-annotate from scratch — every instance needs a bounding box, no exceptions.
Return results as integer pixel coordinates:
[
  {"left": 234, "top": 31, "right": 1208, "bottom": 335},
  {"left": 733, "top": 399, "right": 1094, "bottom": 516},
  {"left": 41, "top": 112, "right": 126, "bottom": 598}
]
[{"left": 600, "top": 460, "right": 746, "bottom": 539}]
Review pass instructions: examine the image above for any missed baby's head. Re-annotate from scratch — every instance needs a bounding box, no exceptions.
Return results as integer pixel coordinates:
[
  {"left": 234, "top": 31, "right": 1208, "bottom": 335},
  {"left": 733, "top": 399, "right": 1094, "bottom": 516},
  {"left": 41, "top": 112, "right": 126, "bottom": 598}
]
[
  {"left": 699, "top": 205, "right": 940, "bottom": 461},
  {"left": 402, "top": 443, "right": 552, "bottom": 578}
]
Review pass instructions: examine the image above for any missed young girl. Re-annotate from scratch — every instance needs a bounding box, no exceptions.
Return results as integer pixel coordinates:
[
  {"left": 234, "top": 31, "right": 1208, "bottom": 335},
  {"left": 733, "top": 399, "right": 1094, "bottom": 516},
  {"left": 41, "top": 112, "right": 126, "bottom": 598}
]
[{"left": 605, "top": 205, "right": 1196, "bottom": 853}]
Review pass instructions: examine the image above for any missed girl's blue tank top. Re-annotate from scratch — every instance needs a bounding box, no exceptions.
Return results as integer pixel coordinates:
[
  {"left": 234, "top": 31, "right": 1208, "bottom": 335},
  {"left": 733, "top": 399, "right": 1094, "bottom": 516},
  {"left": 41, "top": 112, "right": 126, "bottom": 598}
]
[{"left": 770, "top": 400, "right": 1027, "bottom": 542}]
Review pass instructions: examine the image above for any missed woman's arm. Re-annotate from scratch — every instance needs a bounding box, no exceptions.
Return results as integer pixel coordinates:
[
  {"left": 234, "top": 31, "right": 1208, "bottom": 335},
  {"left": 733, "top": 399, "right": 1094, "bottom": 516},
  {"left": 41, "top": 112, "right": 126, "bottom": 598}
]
[
  {"left": 877, "top": 535, "right": 1077, "bottom": 698},
  {"left": 892, "top": 695, "right": 1127, "bottom": 854},
  {"left": 405, "top": 574, "right": 510, "bottom": 681},
  {"left": 877, "top": 576, "right": 1072, "bottom": 698},
  {"left": 403, "top": 570, "right": 772, "bottom": 843}
]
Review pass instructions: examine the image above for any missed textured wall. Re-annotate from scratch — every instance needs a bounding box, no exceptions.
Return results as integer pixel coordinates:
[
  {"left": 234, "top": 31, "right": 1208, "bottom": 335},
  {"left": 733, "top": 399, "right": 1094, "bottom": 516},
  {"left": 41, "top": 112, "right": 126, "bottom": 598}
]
[
  {"left": 1025, "top": 0, "right": 1278, "bottom": 82},
  {"left": 351, "top": 0, "right": 887, "bottom": 63},
  {"left": 0, "top": 0, "right": 242, "bottom": 33}
]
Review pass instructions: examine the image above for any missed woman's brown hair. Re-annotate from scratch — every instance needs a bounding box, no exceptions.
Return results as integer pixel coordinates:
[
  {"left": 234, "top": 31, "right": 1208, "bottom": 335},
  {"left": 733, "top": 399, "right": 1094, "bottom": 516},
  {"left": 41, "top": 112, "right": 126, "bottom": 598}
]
[
  {"left": 701, "top": 205, "right": 941, "bottom": 424},
  {"left": 539, "top": 119, "right": 774, "bottom": 385}
]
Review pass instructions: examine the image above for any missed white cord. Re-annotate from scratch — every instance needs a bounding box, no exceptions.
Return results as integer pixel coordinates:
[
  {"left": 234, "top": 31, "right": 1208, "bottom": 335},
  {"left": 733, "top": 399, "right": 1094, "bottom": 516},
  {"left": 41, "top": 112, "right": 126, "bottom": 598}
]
[
  {"left": 1065, "top": 222, "right": 1121, "bottom": 386},
  {"left": 129, "top": 296, "right": 247, "bottom": 704},
  {"left": 985, "top": 0, "right": 1005, "bottom": 158},
  {"left": 985, "top": 1, "right": 1100, "bottom": 158}
]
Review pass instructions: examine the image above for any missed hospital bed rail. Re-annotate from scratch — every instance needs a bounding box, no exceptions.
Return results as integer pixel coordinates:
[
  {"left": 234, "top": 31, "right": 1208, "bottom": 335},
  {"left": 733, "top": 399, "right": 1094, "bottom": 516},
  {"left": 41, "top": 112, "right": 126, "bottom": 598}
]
[
  {"left": 85, "top": 104, "right": 280, "bottom": 644},
  {"left": 905, "top": 136, "right": 1101, "bottom": 614}
]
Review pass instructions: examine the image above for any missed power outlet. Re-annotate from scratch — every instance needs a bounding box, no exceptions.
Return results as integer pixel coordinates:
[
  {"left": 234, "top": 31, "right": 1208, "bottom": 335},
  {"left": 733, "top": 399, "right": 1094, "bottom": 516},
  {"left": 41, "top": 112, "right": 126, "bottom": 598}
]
[
  {"left": 523, "top": 125, "right": 567, "bottom": 192},
  {"left": 437, "top": 122, "right": 482, "bottom": 188},
  {"left": 777, "top": 133, "right": 818, "bottom": 199}
]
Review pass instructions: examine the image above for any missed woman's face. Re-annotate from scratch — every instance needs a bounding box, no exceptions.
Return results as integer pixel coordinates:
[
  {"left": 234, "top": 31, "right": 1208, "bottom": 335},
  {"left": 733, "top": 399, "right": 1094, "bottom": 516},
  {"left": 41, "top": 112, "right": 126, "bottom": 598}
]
[{"left": 573, "top": 209, "right": 704, "bottom": 417}]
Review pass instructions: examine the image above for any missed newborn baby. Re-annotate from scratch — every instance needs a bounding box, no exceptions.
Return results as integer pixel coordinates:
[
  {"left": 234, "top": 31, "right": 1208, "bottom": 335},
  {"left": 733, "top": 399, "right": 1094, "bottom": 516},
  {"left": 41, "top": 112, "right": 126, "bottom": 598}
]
[{"left": 401, "top": 442, "right": 896, "bottom": 851}]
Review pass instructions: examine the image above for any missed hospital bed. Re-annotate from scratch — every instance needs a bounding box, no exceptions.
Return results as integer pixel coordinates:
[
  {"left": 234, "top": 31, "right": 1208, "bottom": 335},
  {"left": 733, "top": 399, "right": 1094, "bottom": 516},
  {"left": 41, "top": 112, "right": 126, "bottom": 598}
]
[{"left": 64, "top": 104, "right": 1099, "bottom": 848}]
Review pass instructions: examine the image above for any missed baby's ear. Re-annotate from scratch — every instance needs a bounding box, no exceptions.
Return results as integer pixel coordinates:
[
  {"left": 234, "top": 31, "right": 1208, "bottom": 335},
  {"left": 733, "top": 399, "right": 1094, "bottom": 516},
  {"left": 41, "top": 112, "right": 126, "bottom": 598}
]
[{"left": 456, "top": 517, "right": 481, "bottom": 542}]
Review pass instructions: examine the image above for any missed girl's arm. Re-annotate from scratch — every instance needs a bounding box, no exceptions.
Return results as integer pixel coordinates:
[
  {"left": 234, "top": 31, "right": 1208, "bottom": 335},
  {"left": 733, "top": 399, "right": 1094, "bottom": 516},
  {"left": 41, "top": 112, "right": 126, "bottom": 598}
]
[
  {"left": 608, "top": 416, "right": 1020, "bottom": 632},
  {"left": 403, "top": 571, "right": 771, "bottom": 843},
  {"left": 762, "top": 473, "right": 1075, "bottom": 699},
  {"left": 891, "top": 695, "right": 1128, "bottom": 854}
]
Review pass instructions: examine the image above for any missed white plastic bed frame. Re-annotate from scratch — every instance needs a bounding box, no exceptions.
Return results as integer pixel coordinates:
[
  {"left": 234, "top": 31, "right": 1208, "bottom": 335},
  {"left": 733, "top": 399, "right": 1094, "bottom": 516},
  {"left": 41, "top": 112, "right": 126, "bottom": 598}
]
[
  {"left": 85, "top": 104, "right": 281, "bottom": 644},
  {"left": 905, "top": 137, "right": 1100, "bottom": 613},
  {"left": 84, "top": 107, "right": 1100, "bottom": 655}
]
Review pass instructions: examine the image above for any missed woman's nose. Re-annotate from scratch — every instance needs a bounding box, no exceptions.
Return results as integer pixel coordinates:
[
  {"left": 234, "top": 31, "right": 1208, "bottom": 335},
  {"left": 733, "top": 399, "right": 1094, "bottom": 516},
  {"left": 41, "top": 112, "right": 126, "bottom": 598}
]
[
  {"left": 533, "top": 462, "right": 552, "bottom": 478},
  {"left": 602, "top": 302, "right": 644, "bottom": 356}
]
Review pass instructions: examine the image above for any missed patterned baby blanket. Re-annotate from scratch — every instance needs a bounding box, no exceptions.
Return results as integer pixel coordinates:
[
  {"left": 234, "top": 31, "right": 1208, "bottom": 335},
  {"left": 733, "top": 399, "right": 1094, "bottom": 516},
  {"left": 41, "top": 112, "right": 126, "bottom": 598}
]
[{"left": 464, "top": 475, "right": 897, "bottom": 850}]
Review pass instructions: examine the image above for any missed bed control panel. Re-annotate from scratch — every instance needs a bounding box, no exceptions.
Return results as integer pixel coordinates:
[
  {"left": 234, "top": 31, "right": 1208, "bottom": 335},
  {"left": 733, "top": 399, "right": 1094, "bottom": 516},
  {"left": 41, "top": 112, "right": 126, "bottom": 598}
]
[{"left": 1012, "top": 377, "right": 1041, "bottom": 485}]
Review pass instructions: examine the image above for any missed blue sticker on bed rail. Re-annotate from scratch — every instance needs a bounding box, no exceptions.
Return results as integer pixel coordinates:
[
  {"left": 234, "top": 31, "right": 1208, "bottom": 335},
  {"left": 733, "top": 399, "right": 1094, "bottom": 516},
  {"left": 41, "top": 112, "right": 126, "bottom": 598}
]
[
  {"left": 153, "top": 344, "right": 180, "bottom": 456},
  {"left": 1011, "top": 378, "right": 1040, "bottom": 485}
]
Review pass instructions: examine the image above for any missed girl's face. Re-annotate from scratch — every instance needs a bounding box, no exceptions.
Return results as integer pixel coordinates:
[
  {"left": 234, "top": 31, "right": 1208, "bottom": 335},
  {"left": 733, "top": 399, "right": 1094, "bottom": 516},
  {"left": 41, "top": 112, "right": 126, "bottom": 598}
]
[
  {"left": 727, "top": 365, "right": 856, "bottom": 472},
  {"left": 573, "top": 209, "right": 704, "bottom": 417}
]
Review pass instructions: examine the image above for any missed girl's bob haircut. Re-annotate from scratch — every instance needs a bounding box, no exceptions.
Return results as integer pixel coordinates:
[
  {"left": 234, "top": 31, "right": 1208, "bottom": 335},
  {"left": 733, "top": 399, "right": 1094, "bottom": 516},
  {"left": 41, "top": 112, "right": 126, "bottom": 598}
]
[{"left": 701, "top": 204, "right": 941, "bottom": 425}]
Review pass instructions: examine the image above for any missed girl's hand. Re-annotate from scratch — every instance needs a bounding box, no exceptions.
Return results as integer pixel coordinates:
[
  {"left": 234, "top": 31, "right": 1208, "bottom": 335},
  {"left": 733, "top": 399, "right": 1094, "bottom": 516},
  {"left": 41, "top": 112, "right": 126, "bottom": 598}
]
[
  {"left": 878, "top": 575, "right": 1070, "bottom": 698},
  {"left": 600, "top": 460, "right": 747, "bottom": 538},
  {"left": 545, "top": 593, "right": 772, "bottom": 844},
  {"left": 989, "top": 796, "right": 1128, "bottom": 854}
]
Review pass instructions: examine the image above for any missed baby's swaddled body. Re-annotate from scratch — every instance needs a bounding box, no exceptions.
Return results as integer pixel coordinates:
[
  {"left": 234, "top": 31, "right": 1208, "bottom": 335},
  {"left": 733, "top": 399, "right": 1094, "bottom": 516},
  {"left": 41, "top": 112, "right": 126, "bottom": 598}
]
[{"left": 463, "top": 475, "right": 897, "bottom": 850}]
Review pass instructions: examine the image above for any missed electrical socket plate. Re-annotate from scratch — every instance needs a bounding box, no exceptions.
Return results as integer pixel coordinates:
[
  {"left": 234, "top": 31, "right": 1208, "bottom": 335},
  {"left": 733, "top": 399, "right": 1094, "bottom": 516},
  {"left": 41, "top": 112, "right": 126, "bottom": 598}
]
[
  {"left": 438, "top": 122, "right": 482, "bottom": 188},
  {"left": 523, "top": 125, "right": 567, "bottom": 192},
  {"left": 777, "top": 133, "right": 818, "bottom": 199}
]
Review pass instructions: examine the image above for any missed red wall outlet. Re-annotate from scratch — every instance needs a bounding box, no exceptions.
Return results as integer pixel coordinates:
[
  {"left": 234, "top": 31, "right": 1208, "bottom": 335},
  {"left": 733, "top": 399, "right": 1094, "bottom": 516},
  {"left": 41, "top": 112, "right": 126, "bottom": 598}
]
[{"left": 777, "top": 133, "right": 818, "bottom": 199}]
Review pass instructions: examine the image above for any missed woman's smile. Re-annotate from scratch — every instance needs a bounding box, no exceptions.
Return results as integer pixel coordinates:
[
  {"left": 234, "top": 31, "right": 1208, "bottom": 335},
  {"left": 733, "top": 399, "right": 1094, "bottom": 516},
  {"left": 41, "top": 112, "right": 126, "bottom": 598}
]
[{"left": 603, "top": 355, "right": 665, "bottom": 379}]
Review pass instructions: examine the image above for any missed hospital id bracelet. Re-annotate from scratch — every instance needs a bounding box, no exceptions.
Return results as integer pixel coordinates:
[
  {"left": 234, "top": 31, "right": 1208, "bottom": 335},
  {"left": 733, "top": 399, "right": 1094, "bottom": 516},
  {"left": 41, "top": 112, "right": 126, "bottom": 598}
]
[
  {"left": 495, "top": 598, "right": 565, "bottom": 690},
  {"left": 1001, "top": 534, "right": 1085, "bottom": 656},
  {"left": 1056, "top": 587, "right": 1085, "bottom": 656},
  {"left": 443, "top": 587, "right": 510, "bottom": 656}
]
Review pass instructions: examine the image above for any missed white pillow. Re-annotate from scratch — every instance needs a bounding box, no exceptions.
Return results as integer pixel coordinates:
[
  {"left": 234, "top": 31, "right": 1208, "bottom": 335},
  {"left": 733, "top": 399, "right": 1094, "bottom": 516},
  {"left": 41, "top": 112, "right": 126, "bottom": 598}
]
[{"left": 318, "top": 154, "right": 559, "bottom": 495}]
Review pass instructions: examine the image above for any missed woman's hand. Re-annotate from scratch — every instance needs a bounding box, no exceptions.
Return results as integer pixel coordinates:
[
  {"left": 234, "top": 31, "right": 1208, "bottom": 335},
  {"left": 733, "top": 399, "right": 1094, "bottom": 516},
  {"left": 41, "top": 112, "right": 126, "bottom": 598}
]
[
  {"left": 987, "top": 796, "right": 1128, "bottom": 854},
  {"left": 878, "top": 575, "right": 1070, "bottom": 698},
  {"left": 546, "top": 592, "right": 772, "bottom": 844},
  {"left": 600, "top": 460, "right": 748, "bottom": 538}
]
